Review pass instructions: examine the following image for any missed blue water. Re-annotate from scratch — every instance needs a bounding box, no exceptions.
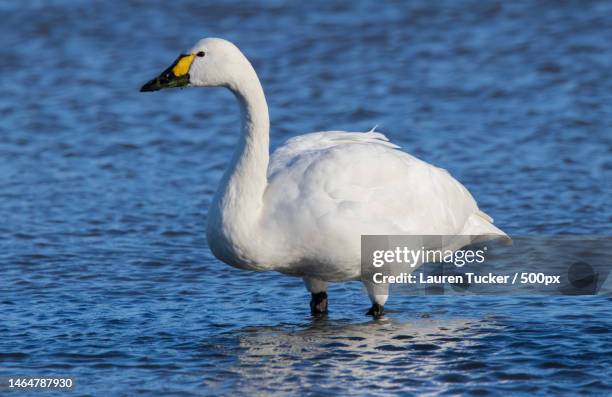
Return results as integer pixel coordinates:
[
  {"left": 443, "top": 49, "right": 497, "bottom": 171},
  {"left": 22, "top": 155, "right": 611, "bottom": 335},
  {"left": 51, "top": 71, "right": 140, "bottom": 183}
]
[{"left": 1, "top": 0, "right": 611, "bottom": 395}]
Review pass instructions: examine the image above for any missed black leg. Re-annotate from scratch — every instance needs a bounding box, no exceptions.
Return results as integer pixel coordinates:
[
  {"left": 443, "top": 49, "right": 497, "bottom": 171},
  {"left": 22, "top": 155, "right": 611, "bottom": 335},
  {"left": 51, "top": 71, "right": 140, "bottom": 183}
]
[
  {"left": 310, "top": 291, "right": 328, "bottom": 315},
  {"left": 366, "top": 303, "right": 384, "bottom": 317}
]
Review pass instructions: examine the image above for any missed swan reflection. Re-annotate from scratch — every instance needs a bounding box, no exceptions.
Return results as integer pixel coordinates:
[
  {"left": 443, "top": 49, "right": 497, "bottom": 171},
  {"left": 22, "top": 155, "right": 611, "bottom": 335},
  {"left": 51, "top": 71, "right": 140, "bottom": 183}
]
[{"left": 202, "top": 315, "right": 504, "bottom": 394}]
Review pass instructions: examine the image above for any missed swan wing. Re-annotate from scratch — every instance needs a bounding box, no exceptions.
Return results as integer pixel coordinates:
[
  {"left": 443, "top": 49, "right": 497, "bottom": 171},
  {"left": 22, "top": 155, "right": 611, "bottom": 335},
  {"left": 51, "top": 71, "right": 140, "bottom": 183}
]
[
  {"left": 268, "top": 131, "right": 399, "bottom": 177},
  {"left": 261, "top": 131, "right": 507, "bottom": 277}
]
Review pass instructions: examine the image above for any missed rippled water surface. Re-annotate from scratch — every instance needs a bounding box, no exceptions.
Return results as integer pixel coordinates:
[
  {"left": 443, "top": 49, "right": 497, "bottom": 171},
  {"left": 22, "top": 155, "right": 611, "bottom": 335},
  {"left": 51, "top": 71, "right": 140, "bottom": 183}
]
[{"left": 1, "top": 0, "right": 611, "bottom": 395}]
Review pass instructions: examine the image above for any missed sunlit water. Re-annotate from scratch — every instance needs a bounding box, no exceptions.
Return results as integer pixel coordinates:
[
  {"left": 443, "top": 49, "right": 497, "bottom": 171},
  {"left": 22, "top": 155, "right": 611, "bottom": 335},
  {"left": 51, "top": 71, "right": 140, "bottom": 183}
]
[{"left": 1, "top": 1, "right": 611, "bottom": 395}]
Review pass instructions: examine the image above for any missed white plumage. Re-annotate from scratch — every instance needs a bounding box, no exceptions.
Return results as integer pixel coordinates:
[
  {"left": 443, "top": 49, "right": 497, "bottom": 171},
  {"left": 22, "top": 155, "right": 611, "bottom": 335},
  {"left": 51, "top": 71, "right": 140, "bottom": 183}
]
[{"left": 142, "top": 38, "right": 509, "bottom": 314}]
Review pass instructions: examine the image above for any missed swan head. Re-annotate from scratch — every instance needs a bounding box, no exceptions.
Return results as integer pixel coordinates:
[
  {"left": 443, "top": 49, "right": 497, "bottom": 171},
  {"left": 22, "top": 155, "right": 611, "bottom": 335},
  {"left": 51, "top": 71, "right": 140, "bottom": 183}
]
[{"left": 140, "top": 38, "right": 249, "bottom": 92}]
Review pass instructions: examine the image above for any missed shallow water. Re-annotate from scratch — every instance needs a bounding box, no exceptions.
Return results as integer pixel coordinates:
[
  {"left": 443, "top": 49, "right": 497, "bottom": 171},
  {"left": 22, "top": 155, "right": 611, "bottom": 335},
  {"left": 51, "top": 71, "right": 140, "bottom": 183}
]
[{"left": 1, "top": 0, "right": 611, "bottom": 395}]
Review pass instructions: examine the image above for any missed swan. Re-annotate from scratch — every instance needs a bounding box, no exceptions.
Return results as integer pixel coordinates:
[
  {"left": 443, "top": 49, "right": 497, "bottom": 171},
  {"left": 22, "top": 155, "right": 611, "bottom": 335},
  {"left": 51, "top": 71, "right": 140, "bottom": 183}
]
[{"left": 140, "top": 38, "right": 509, "bottom": 317}]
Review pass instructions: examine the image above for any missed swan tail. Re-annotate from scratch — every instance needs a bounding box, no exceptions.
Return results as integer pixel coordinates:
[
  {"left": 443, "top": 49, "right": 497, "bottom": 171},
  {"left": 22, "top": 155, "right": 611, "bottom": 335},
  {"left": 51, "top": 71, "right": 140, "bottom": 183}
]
[
  {"left": 461, "top": 211, "right": 512, "bottom": 245},
  {"left": 476, "top": 209, "right": 493, "bottom": 223}
]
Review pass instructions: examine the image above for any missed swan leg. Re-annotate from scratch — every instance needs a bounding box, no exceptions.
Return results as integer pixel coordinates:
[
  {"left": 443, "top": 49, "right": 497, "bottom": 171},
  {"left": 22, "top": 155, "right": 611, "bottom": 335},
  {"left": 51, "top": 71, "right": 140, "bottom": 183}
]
[
  {"left": 363, "top": 280, "right": 389, "bottom": 318},
  {"left": 304, "top": 277, "right": 328, "bottom": 314}
]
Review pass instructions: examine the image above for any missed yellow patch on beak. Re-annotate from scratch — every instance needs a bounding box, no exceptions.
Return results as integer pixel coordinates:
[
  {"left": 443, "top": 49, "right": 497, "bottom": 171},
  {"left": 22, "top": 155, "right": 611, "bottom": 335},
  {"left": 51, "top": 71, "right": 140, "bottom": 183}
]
[{"left": 172, "top": 54, "right": 195, "bottom": 77}]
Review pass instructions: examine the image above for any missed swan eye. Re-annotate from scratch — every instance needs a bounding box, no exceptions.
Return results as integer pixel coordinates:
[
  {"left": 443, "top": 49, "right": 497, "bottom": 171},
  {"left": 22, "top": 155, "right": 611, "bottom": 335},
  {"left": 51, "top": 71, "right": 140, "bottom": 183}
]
[{"left": 196, "top": 51, "right": 205, "bottom": 57}]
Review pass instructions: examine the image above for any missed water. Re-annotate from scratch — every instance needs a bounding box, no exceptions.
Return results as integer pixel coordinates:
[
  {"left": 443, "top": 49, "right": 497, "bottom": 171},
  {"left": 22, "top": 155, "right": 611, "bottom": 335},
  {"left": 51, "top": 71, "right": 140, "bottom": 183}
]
[{"left": 1, "top": 0, "right": 611, "bottom": 395}]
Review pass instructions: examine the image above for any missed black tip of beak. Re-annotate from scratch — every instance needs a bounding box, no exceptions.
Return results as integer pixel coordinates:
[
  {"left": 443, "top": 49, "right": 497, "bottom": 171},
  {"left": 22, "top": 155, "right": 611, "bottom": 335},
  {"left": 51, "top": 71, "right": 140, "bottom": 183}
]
[
  {"left": 141, "top": 54, "right": 194, "bottom": 92},
  {"left": 140, "top": 78, "right": 161, "bottom": 92}
]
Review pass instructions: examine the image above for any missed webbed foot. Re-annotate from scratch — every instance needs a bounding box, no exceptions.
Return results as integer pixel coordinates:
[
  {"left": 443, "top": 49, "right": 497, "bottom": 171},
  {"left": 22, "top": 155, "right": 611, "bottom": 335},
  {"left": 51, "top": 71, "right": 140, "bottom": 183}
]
[
  {"left": 366, "top": 303, "right": 384, "bottom": 318},
  {"left": 310, "top": 291, "right": 328, "bottom": 315}
]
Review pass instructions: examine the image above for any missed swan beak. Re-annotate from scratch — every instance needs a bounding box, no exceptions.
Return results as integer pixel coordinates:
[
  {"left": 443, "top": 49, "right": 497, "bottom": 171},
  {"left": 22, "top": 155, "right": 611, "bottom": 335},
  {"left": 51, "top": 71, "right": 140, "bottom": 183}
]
[{"left": 140, "top": 53, "right": 195, "bottom": 92}]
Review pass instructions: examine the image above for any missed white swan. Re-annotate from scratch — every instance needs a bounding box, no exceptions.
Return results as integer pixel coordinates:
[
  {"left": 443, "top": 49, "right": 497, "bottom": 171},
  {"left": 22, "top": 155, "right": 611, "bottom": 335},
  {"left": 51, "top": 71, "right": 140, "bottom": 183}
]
[{"left": 141, "top": 38, "right": 509, "bottom": 316}]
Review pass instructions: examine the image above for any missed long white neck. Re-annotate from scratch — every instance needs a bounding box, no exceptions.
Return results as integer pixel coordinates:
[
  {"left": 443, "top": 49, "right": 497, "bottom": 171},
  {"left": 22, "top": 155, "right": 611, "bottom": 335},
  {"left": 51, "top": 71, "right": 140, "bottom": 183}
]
[{"left": 206, "top": 63, "right": 270, "bottom": 268}]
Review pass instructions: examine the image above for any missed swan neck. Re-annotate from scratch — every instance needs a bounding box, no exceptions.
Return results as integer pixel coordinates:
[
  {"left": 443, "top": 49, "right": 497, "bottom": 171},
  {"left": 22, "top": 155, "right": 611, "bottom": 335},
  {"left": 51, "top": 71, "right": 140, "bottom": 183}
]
[
  {"left": 207, "top": 65, "right": 269, "bottom": 266},
  {"left": 227, "top": 70, "right": 270, "bottom": 211},
  {"left": 235, "top": 76, "right": 269, "bottom": 146}
]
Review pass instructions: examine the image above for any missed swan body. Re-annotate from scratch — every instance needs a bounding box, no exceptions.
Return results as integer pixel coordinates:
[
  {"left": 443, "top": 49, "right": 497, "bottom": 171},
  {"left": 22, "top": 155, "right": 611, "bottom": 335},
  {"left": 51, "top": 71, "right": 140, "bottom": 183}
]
[{"left": 141, "top": 38, "right": 509, "bottom": 315}]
